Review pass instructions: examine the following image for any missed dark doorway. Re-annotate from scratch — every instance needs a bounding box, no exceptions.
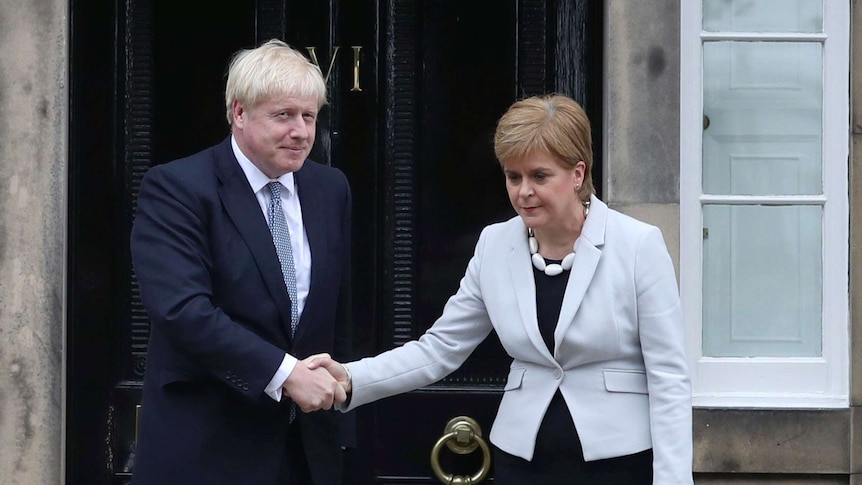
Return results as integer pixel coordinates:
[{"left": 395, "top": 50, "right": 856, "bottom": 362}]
[{"left": 67, "top": 1, "right": 602, "bottom": 483}]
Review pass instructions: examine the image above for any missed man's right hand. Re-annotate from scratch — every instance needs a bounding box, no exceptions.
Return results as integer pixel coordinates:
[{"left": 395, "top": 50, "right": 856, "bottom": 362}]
[
  {"left": 304, "top": 353, "right": 351, "bottom": 394},
  {"left": 281, "top": 361, "right": 347, "bottom": 412}
]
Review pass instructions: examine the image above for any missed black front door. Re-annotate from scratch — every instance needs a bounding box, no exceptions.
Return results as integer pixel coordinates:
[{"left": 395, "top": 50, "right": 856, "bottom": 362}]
[{"left": 66, "top": 1, "right": 601, "bottom": 483}]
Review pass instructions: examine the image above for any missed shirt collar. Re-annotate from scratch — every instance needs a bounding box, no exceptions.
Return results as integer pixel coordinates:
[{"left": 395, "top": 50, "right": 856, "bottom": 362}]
[{"left": 231, "top": 135, "right": 295, "bottom": 196}]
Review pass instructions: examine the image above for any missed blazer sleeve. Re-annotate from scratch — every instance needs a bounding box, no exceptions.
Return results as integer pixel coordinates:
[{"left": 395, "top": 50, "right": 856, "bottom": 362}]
[
  {"left": 343, "top": 227, "right": 495, "bottom": 410},
  {"left": 634, "top": 227, "right": 694, "bottom": 484},
  {"left": 131, "top": 165, "right": 286, "bottom": 401}
]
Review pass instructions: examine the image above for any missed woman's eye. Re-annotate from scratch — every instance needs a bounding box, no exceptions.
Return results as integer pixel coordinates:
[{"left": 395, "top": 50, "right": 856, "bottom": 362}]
[{"left": 534, "top": 173, "right": 547, "bottom": 180}]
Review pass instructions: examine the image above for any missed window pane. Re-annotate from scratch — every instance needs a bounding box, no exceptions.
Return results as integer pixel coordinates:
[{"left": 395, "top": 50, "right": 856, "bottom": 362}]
[
  {"left": 702, "top": 205, "right": 822, "bottom": 357},
  {"left": 703, "top": 42, "right": 822, "bottom": 195},
  {"left": 703, "top": 0, "right": 822, "bottom": 33}
]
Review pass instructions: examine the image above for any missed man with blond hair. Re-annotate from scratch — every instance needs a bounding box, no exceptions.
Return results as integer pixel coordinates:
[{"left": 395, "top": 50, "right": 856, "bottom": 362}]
[{"left": 130, "top": 39, "right": 354, "bottom": 485}]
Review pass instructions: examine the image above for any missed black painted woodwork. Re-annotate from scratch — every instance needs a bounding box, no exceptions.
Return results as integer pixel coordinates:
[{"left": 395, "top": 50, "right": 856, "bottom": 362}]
[{"left": 67, "top": 1, "right": 602, "bottom": 483}]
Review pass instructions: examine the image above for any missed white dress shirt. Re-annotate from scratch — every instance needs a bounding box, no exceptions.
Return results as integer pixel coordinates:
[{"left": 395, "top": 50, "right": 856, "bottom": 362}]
[{"left": 231, "top": 136, "right": 311, "bottom": 401}]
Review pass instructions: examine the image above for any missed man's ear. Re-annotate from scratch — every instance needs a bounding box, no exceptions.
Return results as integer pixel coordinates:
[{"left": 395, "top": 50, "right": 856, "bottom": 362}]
[{"left": 232, "top": 100, "right": 246, "bottom": 127}]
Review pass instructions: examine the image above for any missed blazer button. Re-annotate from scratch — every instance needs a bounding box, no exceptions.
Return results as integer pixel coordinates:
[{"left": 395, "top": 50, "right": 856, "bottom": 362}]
[
  {"left": 553, "top": 369, "right": 562, "bottom": 380},
  {"left": 242, "top": 383, "right": 249, "bottom": 391}
]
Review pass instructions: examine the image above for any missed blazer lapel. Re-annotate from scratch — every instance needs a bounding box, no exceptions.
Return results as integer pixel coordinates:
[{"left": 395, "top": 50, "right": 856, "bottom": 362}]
[
  {"left": 214, "top": 139, "right": 294, "bottom": 342},
  {"left": 553, "top": 195, "right": 607, "bottom": 355},
  {"left": 507, "top": 221, "right": 556, "bottom": 363}
]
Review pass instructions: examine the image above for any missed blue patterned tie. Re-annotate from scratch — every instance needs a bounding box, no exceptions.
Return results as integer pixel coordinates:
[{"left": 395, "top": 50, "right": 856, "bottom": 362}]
[
  {"left": 267, "top": 182, "right": 299, "bottom": 422},
  {"left": 266, "top": 182, "right": 299, "bottom": 336}
]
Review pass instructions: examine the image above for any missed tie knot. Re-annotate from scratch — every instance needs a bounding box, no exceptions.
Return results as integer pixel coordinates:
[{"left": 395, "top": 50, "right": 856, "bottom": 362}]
[{"left": 267, "top": 181, "right": 282, "bottom": 199}]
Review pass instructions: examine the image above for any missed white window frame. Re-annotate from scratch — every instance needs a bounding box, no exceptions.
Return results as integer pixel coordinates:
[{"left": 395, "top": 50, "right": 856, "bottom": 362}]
[{"left": 680, "top": 0, "right": 850, "bottom": 408}]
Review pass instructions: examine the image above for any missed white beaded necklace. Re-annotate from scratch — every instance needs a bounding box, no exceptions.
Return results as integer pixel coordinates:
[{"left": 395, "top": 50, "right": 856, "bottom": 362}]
[{"left": 528, "top": 200, "right": 590, "bottom": 276}]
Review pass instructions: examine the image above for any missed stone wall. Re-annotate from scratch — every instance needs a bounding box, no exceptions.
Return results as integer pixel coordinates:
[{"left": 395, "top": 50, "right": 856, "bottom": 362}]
[
  {"left": 604, "top": 0, "right": 681, "bottom": 274},
  {"left": 0, "top": 0, "right": 68, "bottom": 484}
]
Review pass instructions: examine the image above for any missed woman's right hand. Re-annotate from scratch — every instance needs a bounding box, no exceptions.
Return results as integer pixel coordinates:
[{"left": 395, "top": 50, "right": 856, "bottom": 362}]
[{"left": 304, "top": 353, "right": 352, "bottom": 394}]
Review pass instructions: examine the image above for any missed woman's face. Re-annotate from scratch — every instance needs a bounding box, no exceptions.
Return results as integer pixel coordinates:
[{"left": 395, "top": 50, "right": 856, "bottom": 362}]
[{"left": 502, "top": 152, "right": 585, "bottom": 231}]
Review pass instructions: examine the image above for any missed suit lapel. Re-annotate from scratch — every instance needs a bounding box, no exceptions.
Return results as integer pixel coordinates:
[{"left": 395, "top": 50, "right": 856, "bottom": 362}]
[
  {"left": 507, "top": 221, "right": 556, "bottom": 363},
  {"left": 292, "top": 163, "right": 327, "bottom": 342},
  {"left": 553, "top": 195, "right": 607, "bottom": 355},
  {"left": 214, "top": 139, "right": 294, "bottom": 342}
]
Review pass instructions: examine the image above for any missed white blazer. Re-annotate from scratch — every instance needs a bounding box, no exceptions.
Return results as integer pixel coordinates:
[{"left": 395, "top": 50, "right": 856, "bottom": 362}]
[{"left": 344, "top": 195, "right": 693, "bottom": 484}]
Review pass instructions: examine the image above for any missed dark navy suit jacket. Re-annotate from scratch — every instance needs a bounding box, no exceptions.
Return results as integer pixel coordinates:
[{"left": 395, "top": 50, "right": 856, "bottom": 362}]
[{"left": 130, "top": 137, "right": 354, "bottom": 485}]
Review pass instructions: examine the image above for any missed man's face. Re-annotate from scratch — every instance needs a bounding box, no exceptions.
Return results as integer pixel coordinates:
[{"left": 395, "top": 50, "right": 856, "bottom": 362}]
[{"left": 232, "top": 94, "right": 319, "bottom": 178}]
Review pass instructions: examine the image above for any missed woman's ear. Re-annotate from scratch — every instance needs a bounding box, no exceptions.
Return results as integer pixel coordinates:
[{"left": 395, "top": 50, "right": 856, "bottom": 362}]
[{"left": 574, "top": 160, "right": 586, "bottom": 187}]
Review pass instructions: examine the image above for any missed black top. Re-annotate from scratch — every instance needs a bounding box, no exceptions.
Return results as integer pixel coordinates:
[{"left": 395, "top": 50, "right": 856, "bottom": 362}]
[
  {"left": 534, "top": 259, "right": 570, "bottom": 353},
  {"left": 531, "top": 259, "right": 578, "bottom": 460}
]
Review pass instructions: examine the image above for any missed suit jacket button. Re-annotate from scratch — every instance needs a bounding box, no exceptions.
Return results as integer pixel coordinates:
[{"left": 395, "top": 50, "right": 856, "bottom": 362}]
[
  {"left": 242, "top": 384, "right": 249, "bottom": 391},
  {"left": 553, "top": 369, "right": 562, "bottom": 379}
]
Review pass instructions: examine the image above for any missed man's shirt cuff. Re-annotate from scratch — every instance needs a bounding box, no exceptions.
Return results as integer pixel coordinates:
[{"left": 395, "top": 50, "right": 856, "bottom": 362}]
[{"left": 264, "top": 354, "right": 298, "bottom": 402}]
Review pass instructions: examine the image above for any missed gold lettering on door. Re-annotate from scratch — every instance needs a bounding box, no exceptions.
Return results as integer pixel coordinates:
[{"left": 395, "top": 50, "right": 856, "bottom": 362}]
[
  {"left": 351, "top": 46, "right": 362, "bottom": 92},
  {"left": 305, "top": 46, "right": 341, "bottom": 83},
  {"left": 305, "top": 46, "right": 363, "bottom": 92}
]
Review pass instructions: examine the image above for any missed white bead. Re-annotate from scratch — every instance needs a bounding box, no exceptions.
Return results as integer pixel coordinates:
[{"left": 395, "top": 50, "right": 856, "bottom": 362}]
[
  {"left": 544, "top": 264, "right": 564, "bottom": 276},
  {"left": 561, "top": 253, "right": 575, "bottom": 270},
  {"left": 531, "top": 253, "right": 546, "bottom": 271},
  {"left": 527, "top": 229, "right": 578, "bottom": 276}
]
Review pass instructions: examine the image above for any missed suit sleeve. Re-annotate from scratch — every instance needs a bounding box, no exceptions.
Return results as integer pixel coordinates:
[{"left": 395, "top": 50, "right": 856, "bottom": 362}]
[
  {"left": 634, "top": 227, "right": 693, "bottom": 485},
  {"left": 130, "top": 165, "right": 285, "bottom": 401}
]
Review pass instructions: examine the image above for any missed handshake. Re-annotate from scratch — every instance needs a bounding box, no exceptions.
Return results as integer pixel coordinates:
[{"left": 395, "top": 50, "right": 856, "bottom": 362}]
[{"left": 281, "top": 353, "right": 352, "bottom": 413}]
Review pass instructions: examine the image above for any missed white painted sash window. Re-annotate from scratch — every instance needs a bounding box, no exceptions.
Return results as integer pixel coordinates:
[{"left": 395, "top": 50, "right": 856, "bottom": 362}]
[{"left": 680, "top": 0, "right": 849, "bottom": 407}]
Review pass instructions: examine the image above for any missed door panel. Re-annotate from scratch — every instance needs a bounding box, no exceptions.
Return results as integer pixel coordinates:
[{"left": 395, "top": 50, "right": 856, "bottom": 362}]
[{"left": 334, "top": 1, "right": 601, "bottom": 482}]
